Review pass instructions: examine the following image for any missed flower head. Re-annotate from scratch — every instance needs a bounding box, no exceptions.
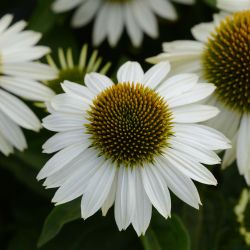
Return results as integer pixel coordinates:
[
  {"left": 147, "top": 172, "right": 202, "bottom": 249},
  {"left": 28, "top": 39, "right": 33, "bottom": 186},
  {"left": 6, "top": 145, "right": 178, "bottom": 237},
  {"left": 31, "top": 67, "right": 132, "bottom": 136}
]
[
  {"left": 52, "top": 0, "right": 195, "bottom": 47},
  {"left": 38, "top": 61, "right": 230, "bottom": 235},
  {"left": 147, "top": 10, "right": 250, "bottom": 184},
  {"left": 0, "top": 14, "right": 57, "bottom": 156},
  {"left": 46, "top": 44, "right": 111, "bottom": 93}
]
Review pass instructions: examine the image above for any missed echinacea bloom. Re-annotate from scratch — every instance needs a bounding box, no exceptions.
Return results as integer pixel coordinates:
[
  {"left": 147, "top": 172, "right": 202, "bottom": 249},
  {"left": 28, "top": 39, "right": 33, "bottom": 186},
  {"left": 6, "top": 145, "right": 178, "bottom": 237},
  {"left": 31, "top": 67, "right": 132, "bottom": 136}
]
[
  {"left": 147, "top": 11, "right": 250, "bottom": 183},
  {"left": 52, "top": 0, "right": 195, "bottom": 47},
  {"left": 0, "top": 14, "right": 56, "bottom": 156},
  {"left": 46, "top": 44, "right": 111, "bottom": 94},
  {"left": 217, "top": 0, "right": 250, "bottom": 12},
  {"left": 38, "top": 61, "right": 230, "bottom": 235}
]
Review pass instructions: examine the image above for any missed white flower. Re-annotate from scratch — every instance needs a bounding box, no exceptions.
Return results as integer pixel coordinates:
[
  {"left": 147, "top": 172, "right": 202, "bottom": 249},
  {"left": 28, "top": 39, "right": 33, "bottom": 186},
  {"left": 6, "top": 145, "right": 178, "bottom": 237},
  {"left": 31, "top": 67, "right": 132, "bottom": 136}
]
[
  {"left": 38, "top": 61, "right": 230, "bottom": 236},
  {"left": 147, "top": 11, "right": 250, "bottom": 184},
  {"left": 217, "top": 0, "right": 250, "bottom": 12},
  {"left": 52, "top": 0, "right": 195, "bottom": 47},
  {"left": 0, "top": 14, "right": 57, "bottom": 156}
]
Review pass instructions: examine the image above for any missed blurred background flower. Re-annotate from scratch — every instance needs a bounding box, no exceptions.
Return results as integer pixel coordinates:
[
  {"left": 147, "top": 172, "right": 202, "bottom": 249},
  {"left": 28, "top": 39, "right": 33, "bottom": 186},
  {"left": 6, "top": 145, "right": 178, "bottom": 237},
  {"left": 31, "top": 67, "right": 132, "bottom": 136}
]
[
  {"left": 0, "top": 14, "right": 56, "bottom": 156},
  {"left": 45, "top": 44, "right": 111, "bottom": 94},
  {"left": 52, "top": 0, "right": 195, "bottom": 47}
]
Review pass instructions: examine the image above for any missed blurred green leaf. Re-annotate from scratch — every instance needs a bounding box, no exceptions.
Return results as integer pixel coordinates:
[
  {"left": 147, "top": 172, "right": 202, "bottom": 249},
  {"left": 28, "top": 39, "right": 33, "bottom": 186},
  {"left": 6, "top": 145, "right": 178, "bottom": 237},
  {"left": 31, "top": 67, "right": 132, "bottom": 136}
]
[
  {"left": 28, "top": 0, "right": 57, "bottom": 34},
  {"left": 203, "top": 0, "right": 217, "bottom": 8},
  {"left": 141, "top": 228, "right": 162, "bottom": 250},
  {"left": 38, "top": 199, "right": 81, "bottom": 248},
  {"left": 141, "top": 214, "right": 190, "bottom": 250}
]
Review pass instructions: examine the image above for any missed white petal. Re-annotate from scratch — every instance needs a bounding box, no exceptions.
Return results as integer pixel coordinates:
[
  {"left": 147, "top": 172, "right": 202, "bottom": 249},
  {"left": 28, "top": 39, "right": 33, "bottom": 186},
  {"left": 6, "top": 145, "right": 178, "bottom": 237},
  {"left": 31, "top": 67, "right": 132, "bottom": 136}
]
[
  {"left": 42, "top": 129, "right": 88, "bottom": 153},
  {"left": 0, "top": 76, "right": 55, "bottom": 102},
  {"left": 162, "top": 40, "right": 204, "bottom": 54},
  {"left": 84, "top": 72, "right": 113, "bottom": 95},
  {"left": 1, "top": 31, "right": 41, "bottom": 50},
  {"left": 141, "top": 164, "right": 171, "bottom": 219},
  {"left": 132, "top": 0, "right": 158, "bottom": 38},
  {"left": 71, "top": 0, "right": 100, "bottom": 27},
  {"left": 42, "top": 113, "right": 87, "bottom": 132},
  {"left": 217, "top": 0, "right": 250, "bottom": 12},
  {"left": 81, "top": 162, "right": 116, "bottom": 219},
  {"left": 132, "top": 167, "right": 152, "bottom": 236},
  {"left": 222, "top": 132, "right": 237, "bottom": 170},
  {"left": 169, "top": 136, "right": 221, "bottom": 165},
  {"left": 167, "top": 83, "right": 216, "bottom": 108},
  {"left": 205, "top": 101, "right": 241, "bottom": 140},
  {"left": 61, "top": 81, "right": 94, "bottom": 104},
  {"left": 115, "top": 166, "right": 136, "bottom": 230},
  {"left": 0, "top": 90, "right": 40, "bottom": 131},
  {"left": 51, "top": 150, "right": 105, "bottom": 204},
  {"left": 0, "top": 111, "right": 27, "bottom": 151},
  {"left": 0, "top": 130, "right": 13, "bottom": 156},
  {"left": 43, "top": 149, "right": 98, "bottom": 188},
  {"left": 147, "top": 0, "right": 177, "bottom": 20},
  {"left": 37, "top": 143, "right": 88, "bottom": 180},
  {"left": 124, "top": 3, "right": 143, "bottom": 47},
  {"left": 191, "top": 22, "right": 215, "bottom": 43},
  {"left": 164, "top": 148, "right": 218, "bottom": 185},
  {"left": 107, "top": 3, "right": 124, "bottom": 47},
  {"left": 93, "top": 3, "right": 109, "bottom": 46},
  {"left": 172, "top": 104, "right": 219, "bottom": 123},
  {"left": 236, "top": 114, "right": 250, "bottom": 176},
  {"left": 117, "top": 61, "right": 144, "bottom": 83},
  {"left": 2, "top": 46, "right": 50, "bottom": 63},
  {"left": 173, "top": 123, "right": 231, "bottom": 150},
  {"left": 51, "top": 94, "right": 89, "bottom": 114},
  {"left": 2, "top": 62, "right": 57, "bottom": 80},
  {"left": 0, "top": 14, "right": 13, "bottom": 34},
  {"left": 102, "top": 171, "right": 118, "bottom": 216},
  {"left": 0, "top": 20, "right": 26, "bottom": 41},
  {"left": 143, "top": 62, "right": 170, "bottom": 89},
  {"left": 157, "top": 73, "right": 198, "bottom": 100},
  {"left": 156, "top": 156, "right": 200, "bottom": 209}
]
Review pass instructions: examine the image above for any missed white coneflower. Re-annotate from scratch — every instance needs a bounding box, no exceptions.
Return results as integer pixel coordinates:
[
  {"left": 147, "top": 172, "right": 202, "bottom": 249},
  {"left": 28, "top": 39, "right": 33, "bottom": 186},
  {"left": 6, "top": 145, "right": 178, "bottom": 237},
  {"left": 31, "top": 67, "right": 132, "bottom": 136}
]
[
  {"left": 46, "top": 44, "right": 111, "bottom": 94},
  {"left": 38, "top": 61, "right": 230, "bottom": 236},
  {"left": 147, "top": 11, "right": 250, "bottom": 184},
  {"left": 52, "top": 0, "right": 195, "bottom": 47},
  {"left": 217, "top": 0, "right": 250, "bottom": 12},
  {"left": 0, "top": 14, "right": 57, "bottom": 156}
]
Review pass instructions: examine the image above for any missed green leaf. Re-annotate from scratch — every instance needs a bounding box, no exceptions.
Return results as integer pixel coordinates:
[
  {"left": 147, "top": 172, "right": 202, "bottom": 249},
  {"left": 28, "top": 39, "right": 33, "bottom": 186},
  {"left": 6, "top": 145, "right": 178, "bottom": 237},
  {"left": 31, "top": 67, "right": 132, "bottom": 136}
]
[
  {"left": 28, "top": 0, "right": 58, "bottom": 34},
  {"left": 141, "top": 214, "right": 190, "bottom": 250},
  {"left": 38, "top": 199, "right": 81, "bottom": 248},
  {"left": 203, "top": 0, "right": 217, "bottom": 8},
  {"left": 141, "top": 228, "right": 162, "bottom": 250}
]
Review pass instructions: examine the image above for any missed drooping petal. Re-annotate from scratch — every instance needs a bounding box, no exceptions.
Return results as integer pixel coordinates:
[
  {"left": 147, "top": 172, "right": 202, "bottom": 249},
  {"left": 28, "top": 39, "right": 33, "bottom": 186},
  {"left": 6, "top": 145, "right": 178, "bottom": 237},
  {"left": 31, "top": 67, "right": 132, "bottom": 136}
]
[
  {"left": 81, "top": 161, "right": 116, "bottom": 219},
  {"left": 236, "top": 114, "right": 250, "bottom": 176},
  {"left": 0, "top": 89, "right": 41, "bottom": 131},
  {"left": 115, "top": 166, "right": 136, "bottom": 230},
  {"left": 132, "top": 167, "right": 152, "bottom": 236},
  {"left": 141, "top": 164, "right": 171, "bottom": 219},
  {"left": 156, "top": 156, "right": 201, "bottom": 209}
]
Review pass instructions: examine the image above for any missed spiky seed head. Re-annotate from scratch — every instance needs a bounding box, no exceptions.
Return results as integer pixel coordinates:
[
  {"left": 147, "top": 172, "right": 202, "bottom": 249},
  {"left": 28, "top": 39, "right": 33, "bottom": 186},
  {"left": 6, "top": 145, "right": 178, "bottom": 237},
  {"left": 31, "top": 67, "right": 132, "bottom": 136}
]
[
  {"left": 86, "top": 82, "right": 173, "bottom": 167},
  {"left": 202, "top": 11, "right": 250, "bottom": 112}
]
